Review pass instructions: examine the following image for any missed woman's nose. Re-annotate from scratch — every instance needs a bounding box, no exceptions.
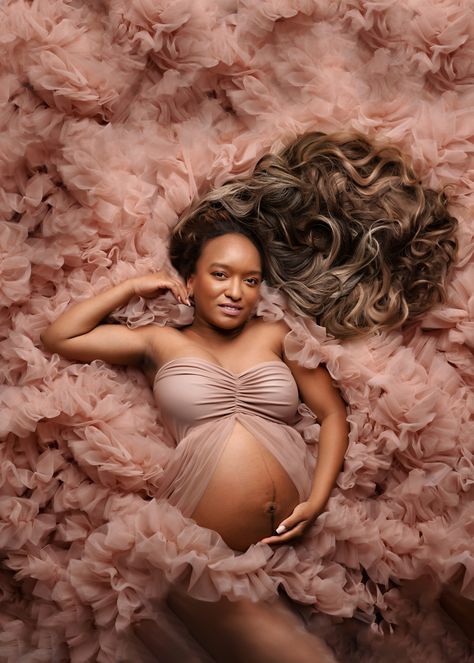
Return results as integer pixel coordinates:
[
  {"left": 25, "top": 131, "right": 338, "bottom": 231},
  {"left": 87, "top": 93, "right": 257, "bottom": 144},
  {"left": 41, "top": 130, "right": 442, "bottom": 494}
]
[{"left": 225, "top": 278, "right": 242, "bottom": 300}]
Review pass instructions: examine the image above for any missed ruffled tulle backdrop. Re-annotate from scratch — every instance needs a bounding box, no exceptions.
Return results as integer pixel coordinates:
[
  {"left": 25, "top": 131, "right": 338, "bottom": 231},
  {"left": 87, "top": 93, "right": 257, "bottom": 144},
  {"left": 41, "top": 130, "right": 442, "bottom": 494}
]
[{"left": 0, "top": 1, "right": 473, "bottom": 662}]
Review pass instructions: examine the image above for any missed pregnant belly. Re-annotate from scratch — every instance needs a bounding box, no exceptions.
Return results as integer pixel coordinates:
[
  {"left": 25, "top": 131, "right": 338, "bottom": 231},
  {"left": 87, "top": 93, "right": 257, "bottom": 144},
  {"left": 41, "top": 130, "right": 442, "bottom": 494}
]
[{"left": 189, "top": 421, "right": 300, "bottom": 552}]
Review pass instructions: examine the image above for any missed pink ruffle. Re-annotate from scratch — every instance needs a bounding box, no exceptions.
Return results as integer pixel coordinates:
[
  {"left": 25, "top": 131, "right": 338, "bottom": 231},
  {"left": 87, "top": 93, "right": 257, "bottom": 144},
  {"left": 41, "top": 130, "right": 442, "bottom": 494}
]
[{"left": 1, "top": 0, "right": 473, "bottom": 661}]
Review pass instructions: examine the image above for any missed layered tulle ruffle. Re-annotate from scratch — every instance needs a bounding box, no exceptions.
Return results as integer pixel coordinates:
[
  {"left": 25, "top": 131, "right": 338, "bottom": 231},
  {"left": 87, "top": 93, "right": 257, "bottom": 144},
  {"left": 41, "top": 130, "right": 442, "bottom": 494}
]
[{"left": 1, "top": 0, "right": 473, "bottom": 661}]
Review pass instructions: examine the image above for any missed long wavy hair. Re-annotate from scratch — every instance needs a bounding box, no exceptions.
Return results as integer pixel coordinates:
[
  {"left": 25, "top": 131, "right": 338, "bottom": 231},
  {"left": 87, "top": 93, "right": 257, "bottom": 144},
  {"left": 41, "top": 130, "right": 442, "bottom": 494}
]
[{"left": 169, "top": 131, "right": 458, "bottom": 338}]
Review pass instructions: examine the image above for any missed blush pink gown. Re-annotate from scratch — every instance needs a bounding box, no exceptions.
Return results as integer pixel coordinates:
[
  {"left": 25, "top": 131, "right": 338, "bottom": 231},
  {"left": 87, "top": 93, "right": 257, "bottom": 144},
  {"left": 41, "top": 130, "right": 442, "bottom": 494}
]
[
  {"left": 72, "top": 355, "right": 335, "bottom": 660},
  {"left": 151, "top": 356, "right": 315, "bottom": 519}
]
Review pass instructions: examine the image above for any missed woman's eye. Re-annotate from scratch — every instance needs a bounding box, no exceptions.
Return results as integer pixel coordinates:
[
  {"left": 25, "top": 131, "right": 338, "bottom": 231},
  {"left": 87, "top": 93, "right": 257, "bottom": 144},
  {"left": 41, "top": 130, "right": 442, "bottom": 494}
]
[{"left": 212, "top": 272, "right": 258, "bottom": 285}]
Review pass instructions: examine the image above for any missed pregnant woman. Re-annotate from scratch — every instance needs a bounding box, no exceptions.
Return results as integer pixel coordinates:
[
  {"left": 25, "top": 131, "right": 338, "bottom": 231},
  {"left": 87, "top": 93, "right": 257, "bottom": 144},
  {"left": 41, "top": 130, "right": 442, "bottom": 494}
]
[
  {"left": 41, "top": 227, "right": 346, "bottom": 662},
  {"left": 40, "top": 131, "right": 457, "bottom": 662}
]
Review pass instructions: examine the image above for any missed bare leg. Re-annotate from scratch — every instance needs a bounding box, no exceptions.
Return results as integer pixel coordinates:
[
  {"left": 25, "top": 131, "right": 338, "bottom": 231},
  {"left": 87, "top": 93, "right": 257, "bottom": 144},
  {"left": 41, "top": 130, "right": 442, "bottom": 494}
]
[
  {"left": 131, "top": 613, "right": 214, "bottom": 663},
  {"left": 166, "top": 587, "right": 339, "bottom": 663},
  {"left": 439, "top": 584, "right": 474, "bottom": 641}
]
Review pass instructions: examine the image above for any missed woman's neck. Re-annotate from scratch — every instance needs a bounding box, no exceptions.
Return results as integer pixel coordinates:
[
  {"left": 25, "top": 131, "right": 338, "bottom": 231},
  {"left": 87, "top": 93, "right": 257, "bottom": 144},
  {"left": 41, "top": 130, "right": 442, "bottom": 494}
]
[{"left": 182, "top": 316, "right": 249, "bottom": 347}]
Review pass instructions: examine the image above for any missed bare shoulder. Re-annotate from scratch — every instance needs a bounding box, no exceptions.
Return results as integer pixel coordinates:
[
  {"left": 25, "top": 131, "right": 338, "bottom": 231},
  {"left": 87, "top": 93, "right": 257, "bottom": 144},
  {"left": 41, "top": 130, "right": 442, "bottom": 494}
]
[
  {"left": 250, "top": 318, "right": 291, "bottom": 356},
  {"left": 146, "top": 325, "right": 184, "bottom": 359},
  {"left": 252, "top": 317, "right": 291, "bottom": 337}
]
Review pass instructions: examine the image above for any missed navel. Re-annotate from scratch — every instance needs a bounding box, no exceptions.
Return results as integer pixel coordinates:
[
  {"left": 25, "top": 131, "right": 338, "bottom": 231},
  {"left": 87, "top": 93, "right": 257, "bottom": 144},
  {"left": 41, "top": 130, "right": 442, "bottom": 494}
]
[
  {"left": 263, "top": 499, "right": 278, "bottom": 534},
  {"left": 264, "top": 500, "right": 278, "bottom": 514}
]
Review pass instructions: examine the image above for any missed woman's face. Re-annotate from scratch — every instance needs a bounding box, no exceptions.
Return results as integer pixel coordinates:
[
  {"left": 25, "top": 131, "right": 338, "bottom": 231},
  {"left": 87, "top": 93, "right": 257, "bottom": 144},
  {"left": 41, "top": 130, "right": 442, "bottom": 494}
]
[{"left": 186, "top": 233, "right": 263, "bottom": 329}]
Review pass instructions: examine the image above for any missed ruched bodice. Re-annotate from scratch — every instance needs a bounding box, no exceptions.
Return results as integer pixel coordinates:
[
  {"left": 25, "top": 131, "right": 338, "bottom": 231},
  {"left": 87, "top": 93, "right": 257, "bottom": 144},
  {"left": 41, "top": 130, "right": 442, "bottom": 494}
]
[
  {"left": 153, "top": 357, "right": 300, "bottom": 443},
  {"left": 152, "top": 356, "right": 314, "bottom": 516}
]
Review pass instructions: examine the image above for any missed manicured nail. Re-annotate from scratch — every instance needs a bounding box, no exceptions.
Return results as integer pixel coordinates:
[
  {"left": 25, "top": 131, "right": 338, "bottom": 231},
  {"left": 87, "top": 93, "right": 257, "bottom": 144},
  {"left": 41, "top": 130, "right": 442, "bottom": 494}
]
[{"left": 276, "top": 524, "right": 287, "bottom": 534}]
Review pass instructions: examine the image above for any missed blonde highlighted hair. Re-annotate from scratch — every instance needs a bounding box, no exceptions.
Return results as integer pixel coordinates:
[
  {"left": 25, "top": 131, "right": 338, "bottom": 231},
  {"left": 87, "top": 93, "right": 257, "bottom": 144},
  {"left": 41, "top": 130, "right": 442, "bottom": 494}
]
[{"left": 170, "top": 131, "right": 458, "bottom": 338}]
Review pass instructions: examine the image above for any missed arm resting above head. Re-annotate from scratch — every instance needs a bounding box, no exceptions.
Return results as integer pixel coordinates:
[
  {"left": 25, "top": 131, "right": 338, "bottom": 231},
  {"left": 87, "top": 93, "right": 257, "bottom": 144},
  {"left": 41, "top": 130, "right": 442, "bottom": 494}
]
[
  {"left": 41, "top": 323, "right": 156, "bottom": 366},
  {"left": 40, "top": 279, "right": 154, "bottom": 366}
]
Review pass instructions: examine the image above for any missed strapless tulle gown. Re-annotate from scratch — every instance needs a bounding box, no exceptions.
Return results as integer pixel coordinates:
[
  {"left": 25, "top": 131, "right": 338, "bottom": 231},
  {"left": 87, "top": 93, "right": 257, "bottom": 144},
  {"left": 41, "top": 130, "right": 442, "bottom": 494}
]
[
  {"left": 151, "top": 356, "right": 315, "bottom": 517},
  {"left": 70, "top": 355, "right": 334, "bottom": 660}
]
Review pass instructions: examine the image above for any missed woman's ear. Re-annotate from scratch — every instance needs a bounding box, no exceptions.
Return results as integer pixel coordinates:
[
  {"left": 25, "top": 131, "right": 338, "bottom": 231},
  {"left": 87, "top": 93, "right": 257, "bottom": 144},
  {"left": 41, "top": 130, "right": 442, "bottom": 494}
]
[{"left": 186, "top": 275, "right": 194, "bottom": 298}]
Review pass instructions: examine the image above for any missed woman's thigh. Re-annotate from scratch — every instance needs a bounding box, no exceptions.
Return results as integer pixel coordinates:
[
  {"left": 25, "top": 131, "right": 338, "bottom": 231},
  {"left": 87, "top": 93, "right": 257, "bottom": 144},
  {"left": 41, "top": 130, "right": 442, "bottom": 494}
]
[{"left": 166, "top": 588, "right": 339, "bottom": 663}]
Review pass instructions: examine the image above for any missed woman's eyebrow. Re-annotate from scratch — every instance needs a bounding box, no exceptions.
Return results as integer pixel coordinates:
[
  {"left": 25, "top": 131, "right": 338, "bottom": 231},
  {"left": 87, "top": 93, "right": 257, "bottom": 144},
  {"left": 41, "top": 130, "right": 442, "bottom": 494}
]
[{"left": 209, "top": 262, "right": 262, "bottom": 275}]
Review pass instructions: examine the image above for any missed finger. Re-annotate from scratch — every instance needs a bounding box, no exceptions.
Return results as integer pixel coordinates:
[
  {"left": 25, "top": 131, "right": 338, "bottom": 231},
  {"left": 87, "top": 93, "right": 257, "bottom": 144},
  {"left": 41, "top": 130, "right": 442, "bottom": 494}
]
[
  {"left": 273, "top": 503, "right": 311, "bottom": 533},
  {"left": 170, "top": 281, "right": 189, "bottom": 304},
  {"left": 170, "top": 286, "right": 182, "bottom": 302},
  {"left": 180, "top": 286, "right": 190, "bottom": 304},
  {"left": 154, "top": 280, "right": 174, "bottom": 292},
  {"left": 172, "top": 273, "right": 186, "bottom": 285},
  {"left": 259, "top": 523, "right": 307, "bottom": 546},
  {"left": 156, "top": 281, "right": 186, "bottom": 305},
  {"left": 259, "top": 531, "right": 302, "bottom": 546},
  {"left": 274, "top": 517, "right": 302, "bottom": 534}
]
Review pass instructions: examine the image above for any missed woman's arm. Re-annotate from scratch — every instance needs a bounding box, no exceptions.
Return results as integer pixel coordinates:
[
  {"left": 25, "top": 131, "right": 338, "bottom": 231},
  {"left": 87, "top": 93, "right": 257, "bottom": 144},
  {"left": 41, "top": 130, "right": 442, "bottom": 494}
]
[
  {"left": 260, "top": 330, "right": 349, "bottom": 545},
  {"left": 289, "top": 361, "right": 349, "bottom": 513},
  {"left": 40, "top": 272, "right": 189, "bottom": 365}
]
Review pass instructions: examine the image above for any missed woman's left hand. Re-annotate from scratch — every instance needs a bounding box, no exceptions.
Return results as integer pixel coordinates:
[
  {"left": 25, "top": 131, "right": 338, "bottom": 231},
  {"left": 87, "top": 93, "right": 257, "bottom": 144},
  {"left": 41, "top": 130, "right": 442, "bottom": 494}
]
[{"left": 258, "top": 501, "right": 322, "bottom": 546}]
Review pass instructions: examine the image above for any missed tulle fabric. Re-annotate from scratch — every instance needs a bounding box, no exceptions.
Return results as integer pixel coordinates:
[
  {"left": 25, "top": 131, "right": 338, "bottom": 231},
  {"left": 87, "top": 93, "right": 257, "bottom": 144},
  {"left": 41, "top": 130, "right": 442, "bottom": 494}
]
[
  {"left": 152, "top": 411, "right": 314, "bottom": 517},
  {"left": 1, "top": 0, "right": 473, "bottom": 661},
  {"left": 151, "top": 357, "right": 313, "bottom": 514}
]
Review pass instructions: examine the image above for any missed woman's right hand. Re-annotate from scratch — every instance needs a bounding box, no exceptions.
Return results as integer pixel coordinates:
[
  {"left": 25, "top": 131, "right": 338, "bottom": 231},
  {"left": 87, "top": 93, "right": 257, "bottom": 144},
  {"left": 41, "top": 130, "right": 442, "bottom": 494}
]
[{"left": 130, "top": 271, "right": 190, "bottom": 305}]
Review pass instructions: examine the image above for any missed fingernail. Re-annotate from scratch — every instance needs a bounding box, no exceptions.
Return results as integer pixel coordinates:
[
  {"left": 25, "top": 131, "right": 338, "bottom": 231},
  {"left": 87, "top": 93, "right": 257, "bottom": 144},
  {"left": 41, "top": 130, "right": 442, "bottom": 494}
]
[{"left": 276, "top": 525, "right": 287, "bottom": 534}]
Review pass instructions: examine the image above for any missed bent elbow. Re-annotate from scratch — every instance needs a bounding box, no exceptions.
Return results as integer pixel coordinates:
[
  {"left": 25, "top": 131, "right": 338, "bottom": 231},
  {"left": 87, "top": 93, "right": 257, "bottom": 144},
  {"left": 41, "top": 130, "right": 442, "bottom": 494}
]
[{"left": 40, "top": 328, "right": 60, "bottom": 353}]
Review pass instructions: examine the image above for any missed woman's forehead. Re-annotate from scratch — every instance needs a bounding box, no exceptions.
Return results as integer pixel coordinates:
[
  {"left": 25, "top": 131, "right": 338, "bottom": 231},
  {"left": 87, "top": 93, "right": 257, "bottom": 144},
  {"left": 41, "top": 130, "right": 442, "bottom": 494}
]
[{"left": 199, "top": 233, "right": 262, "bottom": 265}]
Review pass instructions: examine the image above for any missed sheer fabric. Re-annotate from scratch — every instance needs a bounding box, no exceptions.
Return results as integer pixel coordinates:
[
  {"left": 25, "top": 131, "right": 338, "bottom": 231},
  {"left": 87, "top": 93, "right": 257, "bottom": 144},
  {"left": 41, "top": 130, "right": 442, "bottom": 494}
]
[{"left": 152, "top": 357, "right": 314, "bottom": 516}]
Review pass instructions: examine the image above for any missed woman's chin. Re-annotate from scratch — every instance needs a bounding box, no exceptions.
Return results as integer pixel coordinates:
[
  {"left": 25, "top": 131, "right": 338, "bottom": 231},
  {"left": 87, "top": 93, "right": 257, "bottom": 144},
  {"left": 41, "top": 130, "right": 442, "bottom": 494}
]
[{"left": 211, "top": 314, "right": 250, "bottom": 331}]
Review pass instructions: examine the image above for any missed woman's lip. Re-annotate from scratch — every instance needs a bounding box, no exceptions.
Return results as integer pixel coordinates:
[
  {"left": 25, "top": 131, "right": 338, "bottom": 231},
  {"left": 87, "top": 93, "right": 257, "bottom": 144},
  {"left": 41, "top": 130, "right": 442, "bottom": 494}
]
[{"left": 218, "top": 304, "right": 242, "bottom": 315}]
